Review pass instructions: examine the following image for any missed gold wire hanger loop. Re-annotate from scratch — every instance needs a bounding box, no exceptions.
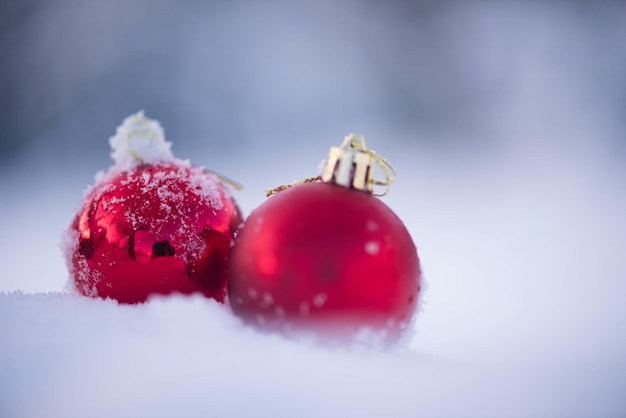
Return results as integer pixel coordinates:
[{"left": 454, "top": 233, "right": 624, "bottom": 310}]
[{"left": 265, "top": 133, "right": 396, "bottom": 197}]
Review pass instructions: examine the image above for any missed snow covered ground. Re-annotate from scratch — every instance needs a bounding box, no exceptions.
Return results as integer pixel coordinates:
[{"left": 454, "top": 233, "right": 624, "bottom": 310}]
[{"left": 1, "top": 127, "right": 625, "bottom": 417}]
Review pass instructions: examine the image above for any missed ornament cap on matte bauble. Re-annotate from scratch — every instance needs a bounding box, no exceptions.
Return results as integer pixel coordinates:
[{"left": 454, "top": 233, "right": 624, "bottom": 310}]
[{"left": 321, "top": 133, "right": 396, "bottom": 196}]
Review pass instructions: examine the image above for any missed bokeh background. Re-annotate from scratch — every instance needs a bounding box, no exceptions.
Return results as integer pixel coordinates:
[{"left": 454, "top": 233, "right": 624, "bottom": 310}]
[
  {"left": 1, "top": 1, "right": 626, "bottom": 416},
  {"left": 3, "top": 0, "right": 625, "bottom": 165}
]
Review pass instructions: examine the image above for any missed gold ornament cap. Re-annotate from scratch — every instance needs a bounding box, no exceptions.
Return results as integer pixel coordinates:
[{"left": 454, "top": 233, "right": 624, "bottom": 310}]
[
  {"left": 266, "top": 133, "right": 395, "bottom": 197},
  {"left": 321, "top": 133, "right": 374, "bottom": 192},
  {"left": 321, "top": 133, "right": 396, "bottom": 196}
]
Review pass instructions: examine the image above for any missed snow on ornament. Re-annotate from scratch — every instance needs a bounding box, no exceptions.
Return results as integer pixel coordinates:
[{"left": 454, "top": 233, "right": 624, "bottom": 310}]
[
  {"left": 65, "top": 112, "right": 242, "bottom": 304},
  {"left": 228, "top": 134, "right": 422, "bottom": 345}
]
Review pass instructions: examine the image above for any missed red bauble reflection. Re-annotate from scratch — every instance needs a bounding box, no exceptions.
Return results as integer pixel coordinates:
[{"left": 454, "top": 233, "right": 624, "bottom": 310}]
[
  {"left": 228, "top": 182, "right": 421, "bottom": 343},
  {"left": 69, "top": 163, "right": 242, "bottom": 304}
]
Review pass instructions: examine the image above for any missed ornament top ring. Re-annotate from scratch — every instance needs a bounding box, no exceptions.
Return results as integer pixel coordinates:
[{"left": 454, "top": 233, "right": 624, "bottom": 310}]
[
  {"left": 322, "top": 133, "right": 396, "bottom": 195},
  {"left": 266, "top": 133, "right": 397, "bottom": 197}
]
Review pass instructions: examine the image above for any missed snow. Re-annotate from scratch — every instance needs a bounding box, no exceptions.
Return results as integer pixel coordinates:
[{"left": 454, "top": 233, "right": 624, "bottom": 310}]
[
  {"left": 103, "top": 112, "right": 227, "bottom": 214},
  {"left": 109, "top": 111, "right": 174, "bottom": 170},
  {"left": 364, "top": 241, "right": 380, "bottom": 256},
  {"left": 312, "top": 293, "right": 327, "bottom": 308}
]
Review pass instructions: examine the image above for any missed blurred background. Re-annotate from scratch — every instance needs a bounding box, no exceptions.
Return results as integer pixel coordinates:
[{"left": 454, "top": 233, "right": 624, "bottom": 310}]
[
  {"left": 2, "top": 0, "right": 625, "bottom": 165},
  {"left": 1, "top": 2, "right": 626, "bottom": 414}
]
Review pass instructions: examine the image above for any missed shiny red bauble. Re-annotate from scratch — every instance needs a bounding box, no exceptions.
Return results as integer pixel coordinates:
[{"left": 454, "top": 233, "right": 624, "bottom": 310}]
[
  {"left": 68, "top": 163, "right": 242, "bottom": 304},
  {"left": 228, "top": 182, "right": 421, "bottom": 343}
]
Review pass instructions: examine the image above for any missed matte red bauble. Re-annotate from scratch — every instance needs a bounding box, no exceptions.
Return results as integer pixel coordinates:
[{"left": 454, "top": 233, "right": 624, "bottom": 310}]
[
  {"left": 66, "top": 112, "right": 241, "bottom": 304},
  {"left": 228, "top": 134, "right": 422, "bottom": 344}
]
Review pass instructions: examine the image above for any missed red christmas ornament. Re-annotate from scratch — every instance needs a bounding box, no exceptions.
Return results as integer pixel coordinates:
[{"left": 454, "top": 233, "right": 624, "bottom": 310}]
[
  {"left": 66, "top": 112, "right": 242, "bottom": 304},
  {"left": 228, "top": 134, "right": 422, "bottom": 344}
]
